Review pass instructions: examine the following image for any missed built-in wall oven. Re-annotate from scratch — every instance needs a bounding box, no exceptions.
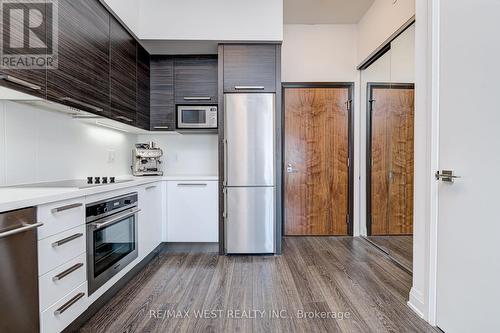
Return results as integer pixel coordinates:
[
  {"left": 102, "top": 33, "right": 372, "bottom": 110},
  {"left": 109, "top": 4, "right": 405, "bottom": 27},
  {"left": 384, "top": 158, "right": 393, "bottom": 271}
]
[{"left": 86, "top": 193, "right": 140, "bottom": 295}]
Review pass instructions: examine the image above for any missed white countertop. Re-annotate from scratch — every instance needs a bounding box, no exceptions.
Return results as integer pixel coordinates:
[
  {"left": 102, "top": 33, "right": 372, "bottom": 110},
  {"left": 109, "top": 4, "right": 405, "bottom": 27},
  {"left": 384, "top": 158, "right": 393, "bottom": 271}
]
[{"left": 0, "top": 175, "right": 218, "bottom": 213}]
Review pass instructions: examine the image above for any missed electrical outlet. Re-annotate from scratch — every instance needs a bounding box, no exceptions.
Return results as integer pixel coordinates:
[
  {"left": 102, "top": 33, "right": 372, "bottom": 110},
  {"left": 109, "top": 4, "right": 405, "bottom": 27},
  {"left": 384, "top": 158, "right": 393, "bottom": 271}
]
[{"left": 107, "top": 149, "right": 116, "bottom": 163}]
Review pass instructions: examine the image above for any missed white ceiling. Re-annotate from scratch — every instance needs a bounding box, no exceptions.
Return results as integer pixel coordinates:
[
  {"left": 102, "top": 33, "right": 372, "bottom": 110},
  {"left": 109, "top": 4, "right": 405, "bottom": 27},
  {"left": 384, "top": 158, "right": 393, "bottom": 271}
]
[{"left": 284, "top": 0, "right": 375, "bottom": 24}]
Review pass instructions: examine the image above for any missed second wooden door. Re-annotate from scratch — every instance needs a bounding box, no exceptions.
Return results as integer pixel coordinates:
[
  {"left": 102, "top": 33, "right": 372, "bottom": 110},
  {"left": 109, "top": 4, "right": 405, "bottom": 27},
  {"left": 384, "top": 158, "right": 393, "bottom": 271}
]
[
  {"left": 368, "top": 84, "right": 414, "bottom": 235},
  {"left": 284, "top": 86, "right": 351, "bottom": 236}
]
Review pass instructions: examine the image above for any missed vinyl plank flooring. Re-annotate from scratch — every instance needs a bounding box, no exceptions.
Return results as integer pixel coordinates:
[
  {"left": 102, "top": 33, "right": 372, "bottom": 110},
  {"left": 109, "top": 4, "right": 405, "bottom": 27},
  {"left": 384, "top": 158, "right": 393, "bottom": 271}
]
[
  {"left": 78, "top": 238, "right": 434, "bottom": 333},
  {"left": 366, "top": 236, "right": 413, "bottom": 272}
]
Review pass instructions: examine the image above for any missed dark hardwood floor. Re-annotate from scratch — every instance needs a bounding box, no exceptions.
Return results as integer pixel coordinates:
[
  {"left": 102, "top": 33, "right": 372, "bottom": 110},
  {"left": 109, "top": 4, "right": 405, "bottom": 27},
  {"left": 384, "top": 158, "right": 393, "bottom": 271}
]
[
  {"left": 78, "top": 237, "right": 433, "bottom": 333},
  {"left": 366, "top": 236, "right": 413, "bottom": 272}
]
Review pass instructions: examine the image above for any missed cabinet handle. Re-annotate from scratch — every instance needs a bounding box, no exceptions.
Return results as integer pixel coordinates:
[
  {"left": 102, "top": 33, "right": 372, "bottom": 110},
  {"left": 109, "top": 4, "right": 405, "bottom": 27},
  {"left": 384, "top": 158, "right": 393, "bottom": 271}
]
[
  {"left": 52, "top": 263, "right": 84, "bottom": 281},
  {"left": 51, "top": 203, "right": 82, "bottom": 214},
  {"left": 52, "top": 233, "right": 83, "bottom": 247},
  {"left": 0, "top": 75, "right": 42, "bottom": 90},
  {"left": 54, "top": 292, "right": 85, "bottom": 316},
  {"left": 145, "top": 185, "right": 157, "bottom": 190},
  {"left": 115, "top": 115, "right": 133, "bottom": 122},
  {"left": 153, "top": 126, "right": 169, "bottom": 130},
  {"left": 234, "top": 86, "right": 265, "bottom": 90},
  {"left": 183, "top": 96, "right": 211, "bottom": 100},
  {"left": 60, "top": 97, "right": 103, "bottom": 112},
  {"left": 177, "top": 183, "right": 207, "bottom": 187}
]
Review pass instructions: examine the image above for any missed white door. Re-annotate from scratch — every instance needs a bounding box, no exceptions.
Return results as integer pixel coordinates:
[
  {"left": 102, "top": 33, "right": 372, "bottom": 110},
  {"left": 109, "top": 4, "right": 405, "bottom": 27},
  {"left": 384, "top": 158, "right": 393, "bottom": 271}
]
[{"left": 436, "top": 1, "right": 500, "bottom": 332}]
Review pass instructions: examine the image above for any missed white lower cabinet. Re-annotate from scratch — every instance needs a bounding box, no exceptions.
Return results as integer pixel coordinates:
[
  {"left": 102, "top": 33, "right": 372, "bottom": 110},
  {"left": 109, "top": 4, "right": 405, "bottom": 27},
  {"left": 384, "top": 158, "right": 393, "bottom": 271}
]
[
  {"left": 138, "top": 182, "right": 164, "bottom": 259},
  {"left": 39, "top": 253, "right": 87, "bottom": 311},
  {"left": 167, "top": 180, "right": 218, "bottom": 242},
  {"left": 40, "top": 282, "right": 88, "bottom": 333}
]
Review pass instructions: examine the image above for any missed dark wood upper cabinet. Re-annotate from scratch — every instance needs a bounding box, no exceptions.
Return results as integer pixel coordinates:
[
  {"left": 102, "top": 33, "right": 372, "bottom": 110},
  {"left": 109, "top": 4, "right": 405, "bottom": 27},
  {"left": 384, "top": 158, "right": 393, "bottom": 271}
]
[
  {"left": 223, "top": 44, "right": 276, "bottom": 93},
  {"left": 0, "top": 2, "right": 47, "bottom": 98},
  {"left": 110, "top": 17, "right": 137, "bottom": 126},
  {"left": 47, "top": 0, "right": 110, "bottom": 115},
  {"left": 150, "top": 56, "right": 175, "bottom": 131},
  {"left": 136, "top": 44, "right": 150, "bottom": 130},
  {"left": 174, "top": 55, "right": 217, "bottom": 104}
]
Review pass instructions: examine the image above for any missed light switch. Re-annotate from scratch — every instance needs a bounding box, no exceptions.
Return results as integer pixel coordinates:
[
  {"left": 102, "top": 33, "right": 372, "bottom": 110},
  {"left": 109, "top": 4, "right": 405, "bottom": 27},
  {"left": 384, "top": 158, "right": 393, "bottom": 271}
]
[{"left": 107, "top": 149, "right": 116, "bottom": 163}]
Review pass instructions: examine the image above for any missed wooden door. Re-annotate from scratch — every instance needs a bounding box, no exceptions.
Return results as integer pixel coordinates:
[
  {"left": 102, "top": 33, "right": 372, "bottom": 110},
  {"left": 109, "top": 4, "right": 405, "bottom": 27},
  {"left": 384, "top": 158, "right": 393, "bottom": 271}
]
[
  {"left": 284, "top": 87, "right": 350, "bottom": 236},
  {"left": 369, "top": 84, "right": 414, "bottom": 235}
]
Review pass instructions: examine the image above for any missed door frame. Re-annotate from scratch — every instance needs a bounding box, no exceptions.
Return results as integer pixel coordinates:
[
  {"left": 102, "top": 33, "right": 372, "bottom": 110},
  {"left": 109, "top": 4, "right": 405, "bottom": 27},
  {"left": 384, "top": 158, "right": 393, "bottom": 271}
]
[
  {"left": 366, "top": 82, "right": 415, "bottom": 236},
  {"left": 281, "top": 82, "right": 355, "bottom": 236}
]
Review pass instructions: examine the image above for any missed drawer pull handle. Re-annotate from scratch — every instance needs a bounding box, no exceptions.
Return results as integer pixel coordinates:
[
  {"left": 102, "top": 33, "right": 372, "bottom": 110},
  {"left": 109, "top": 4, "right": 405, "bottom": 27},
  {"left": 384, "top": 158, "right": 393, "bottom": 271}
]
[
  {"left": 145, "top": 185, "right": 157, "bottom": 190},
  {"left": 54, "top": 292, "right": 85, "bottom": 316},
  {"left": 153, "top": 126, "right": 169, "bottom": 130},
  {"left": 183, "top": 96, "right": 211, "bottom": 100},
  {"left": 234, "top": 86, "right": 265, "bottom": 90},
  {"left": 51, "top": 203, "right": 83, "bottom": 213},
  {"left": 177, "top": 183, "right": 207, "bottom": 187},
  {"left": 52, "top": 233, "right": 83, "bottom": 247},
  {"left": 0, "top": 74, "right": 42, "bottom": 90},
  {"left": 60, "top": 97, "right": 103, "bottom": 112},
  {"left": 52, "top": 263, "right": 84, "bottom": 281}
]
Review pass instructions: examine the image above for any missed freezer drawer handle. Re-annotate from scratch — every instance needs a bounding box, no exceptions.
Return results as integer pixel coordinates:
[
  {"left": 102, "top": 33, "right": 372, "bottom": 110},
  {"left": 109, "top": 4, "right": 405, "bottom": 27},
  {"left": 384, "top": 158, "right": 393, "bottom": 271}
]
[
  {"left": 54, "top": 292, "right": 85, "bottom": 316},
  {"left": 0, "top": 222, "right": 44, "bottom": 239},
  {"left": 52, "top": 233, "right": 83, "bottom": 247},
  {"left": 52, "top": 263, "right": 84, "bottom": 281},
  {"left": 51, "top": 203, "right": 83, "bottom": 213}
]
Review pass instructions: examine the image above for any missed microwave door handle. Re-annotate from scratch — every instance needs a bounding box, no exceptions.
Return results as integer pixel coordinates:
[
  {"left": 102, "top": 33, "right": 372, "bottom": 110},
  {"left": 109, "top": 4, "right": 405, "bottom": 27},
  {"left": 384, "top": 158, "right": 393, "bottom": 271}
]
[{"left": 91, "top": 208, "right": 141, "bottom": 230}]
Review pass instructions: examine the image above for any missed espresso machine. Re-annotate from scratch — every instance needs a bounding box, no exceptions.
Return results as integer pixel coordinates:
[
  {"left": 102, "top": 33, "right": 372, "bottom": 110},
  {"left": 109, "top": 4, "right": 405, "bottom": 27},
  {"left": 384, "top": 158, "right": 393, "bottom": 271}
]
[{"left": 132, "top": 142, "right": 164, "bottom": 176}]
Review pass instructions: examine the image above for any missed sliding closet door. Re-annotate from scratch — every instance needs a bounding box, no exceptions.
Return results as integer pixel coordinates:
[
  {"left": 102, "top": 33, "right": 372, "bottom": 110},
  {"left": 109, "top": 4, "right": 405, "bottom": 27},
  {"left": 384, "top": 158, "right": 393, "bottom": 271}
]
[{"left": 369, "top": 84, "right": 414, "bottom": 235}]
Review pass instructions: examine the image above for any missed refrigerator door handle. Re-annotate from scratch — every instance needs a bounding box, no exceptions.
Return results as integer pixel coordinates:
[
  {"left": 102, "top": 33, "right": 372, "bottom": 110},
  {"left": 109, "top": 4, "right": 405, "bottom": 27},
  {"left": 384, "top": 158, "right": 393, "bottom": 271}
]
[
  {"left": 223, "top": 139, "right": 228, "bottom": 186},
  {"left": 223, "top": 188, "right": 228, "bottom": 219}
]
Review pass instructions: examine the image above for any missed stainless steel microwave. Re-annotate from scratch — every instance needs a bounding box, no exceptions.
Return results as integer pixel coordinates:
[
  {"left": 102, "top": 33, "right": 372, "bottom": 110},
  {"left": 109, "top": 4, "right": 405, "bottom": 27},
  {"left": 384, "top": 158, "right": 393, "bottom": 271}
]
[{"left": 177, "top": 105, "right": 218, "bottom": 129}]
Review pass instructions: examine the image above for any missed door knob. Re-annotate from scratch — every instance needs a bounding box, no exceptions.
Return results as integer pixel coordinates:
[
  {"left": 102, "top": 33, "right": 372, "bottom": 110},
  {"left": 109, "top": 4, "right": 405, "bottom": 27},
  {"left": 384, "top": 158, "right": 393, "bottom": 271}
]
[
  {"left": 287, "top": 163, "right": 298, "bottom": 173},
  {"left": 435, "top": 170, "right": 461, "bottom": 183}
]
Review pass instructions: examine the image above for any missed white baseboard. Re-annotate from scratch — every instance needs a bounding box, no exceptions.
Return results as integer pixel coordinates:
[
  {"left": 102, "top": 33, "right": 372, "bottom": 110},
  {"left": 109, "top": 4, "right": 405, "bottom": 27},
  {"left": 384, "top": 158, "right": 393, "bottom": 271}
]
[{"left": 408, "top": 287, "right": 426, "bottom": 319}]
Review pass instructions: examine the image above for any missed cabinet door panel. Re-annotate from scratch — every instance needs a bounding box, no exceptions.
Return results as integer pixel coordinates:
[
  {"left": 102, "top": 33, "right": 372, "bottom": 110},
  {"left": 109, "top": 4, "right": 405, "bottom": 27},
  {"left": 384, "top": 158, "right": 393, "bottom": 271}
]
[
  {"left": 150, "top": 56, "right": 174, "bottom": 131},
  {"left": 0, "top": 1, "right": 47, "bottom": 97},
  {"left": 110, "top": 17, "right": 136, "bottom": 125},
  {"left": 136, "top": 44, "right": 150, "bottom": 130},
  {"left": 47, "top": 0, "right": 109, "bottom": 115},
  {"left": 223, "top": 44, "right": 276, "bottom": 93},
  {"left": 174, "top": 55, "right": 217, "bottom": 104}
]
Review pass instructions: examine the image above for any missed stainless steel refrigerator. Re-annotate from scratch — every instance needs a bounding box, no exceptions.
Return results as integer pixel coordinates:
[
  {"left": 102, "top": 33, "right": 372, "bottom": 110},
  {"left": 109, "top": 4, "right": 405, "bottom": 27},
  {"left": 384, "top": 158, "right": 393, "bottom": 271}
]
[{"left": 224, "top": 93, "right": 275, "bottom": 254}]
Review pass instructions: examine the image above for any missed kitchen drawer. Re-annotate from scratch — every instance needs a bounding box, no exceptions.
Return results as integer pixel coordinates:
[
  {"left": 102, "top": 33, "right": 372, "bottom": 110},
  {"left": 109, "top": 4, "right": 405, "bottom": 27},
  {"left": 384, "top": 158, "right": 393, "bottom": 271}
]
[
  {"left": 40, "top": 282, "right": 88, "bottom": 333},
  {"left": 38, "top": 224, "right": 86, "bottom": 276},
  {"left": 39, "top": 253, "right": 87, "bottom": 311},
  {"left": 38, "top": 198, "right": 85, "bottom": 240}
]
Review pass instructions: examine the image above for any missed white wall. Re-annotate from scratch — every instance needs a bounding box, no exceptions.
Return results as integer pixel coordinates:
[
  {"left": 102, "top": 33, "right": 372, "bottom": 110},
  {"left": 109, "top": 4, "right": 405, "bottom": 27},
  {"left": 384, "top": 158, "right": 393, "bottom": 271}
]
[
  {"left": 0, "top": 101, "right": 136, "bottom": 186},
  {"left": 358, "top": 0, "right": 415, "bottom": 63},
  {"left": 282, "top": 24, "right": 358, "bottom": 82},
  {"left": 137, "top": 133, "right": 218, "bottom": 176},
  {"left": 105, "top": 0, "right": 283, "bottom": 42}
]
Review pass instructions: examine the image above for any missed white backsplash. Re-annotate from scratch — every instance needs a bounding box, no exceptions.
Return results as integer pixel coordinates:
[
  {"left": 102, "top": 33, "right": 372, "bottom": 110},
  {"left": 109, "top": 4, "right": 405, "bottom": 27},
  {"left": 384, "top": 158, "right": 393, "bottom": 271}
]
[
  {"left": 0, "top": 101, "right": 137, "bottom": 186},
  {"left": 137, "top": 133, "right": 218, "bottom": 176},
  {"left": 0, "top": 100, "right": 219, "bottom": 186}
]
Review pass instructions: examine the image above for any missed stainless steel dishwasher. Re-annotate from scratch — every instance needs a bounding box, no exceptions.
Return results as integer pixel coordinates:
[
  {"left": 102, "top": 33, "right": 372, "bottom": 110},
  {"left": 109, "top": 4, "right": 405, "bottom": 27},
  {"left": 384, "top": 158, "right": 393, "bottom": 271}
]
[{"left": 0, "top": 207, "right": 43, "bottom": 333}]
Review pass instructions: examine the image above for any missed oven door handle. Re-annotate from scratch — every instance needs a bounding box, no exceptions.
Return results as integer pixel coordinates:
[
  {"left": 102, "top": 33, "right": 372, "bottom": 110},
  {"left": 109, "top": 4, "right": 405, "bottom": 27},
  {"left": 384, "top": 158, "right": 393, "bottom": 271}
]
[{"left": 91, "top": 208, "right": 141, "bottom": 230}]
